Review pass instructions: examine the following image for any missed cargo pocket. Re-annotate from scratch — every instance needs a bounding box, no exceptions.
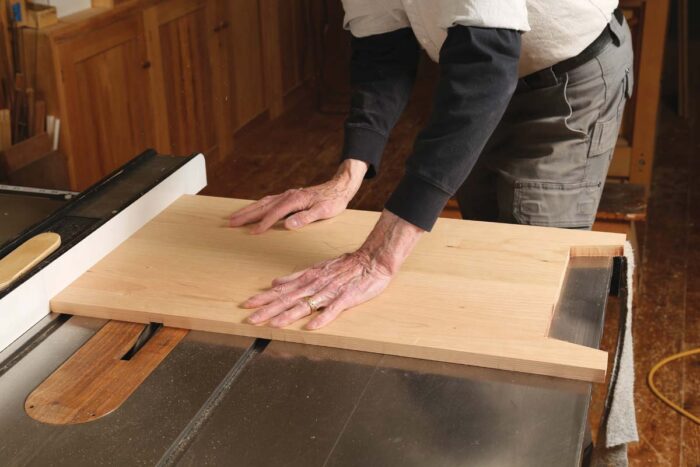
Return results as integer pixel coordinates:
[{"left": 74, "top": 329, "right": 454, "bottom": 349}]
[
  {"left": 512, "top": 180, "right": 603, "bottom": 228},
  {"left": 589, "top": 67, "right": 632, "bottom": 158},
  {"left": 588, "top": 114, "right": 620, "bottom": 157}
]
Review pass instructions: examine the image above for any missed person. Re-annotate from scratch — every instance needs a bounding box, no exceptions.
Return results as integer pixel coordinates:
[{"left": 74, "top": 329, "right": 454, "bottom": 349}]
[{"left": 229, "top": 1, "right": 634, "bottom": 330}]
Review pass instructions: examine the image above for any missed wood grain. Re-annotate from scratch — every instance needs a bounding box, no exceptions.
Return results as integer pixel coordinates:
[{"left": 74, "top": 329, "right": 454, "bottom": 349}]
[
  {"left": 0, "top": 232, "right": 60, "bottom": 291},
  {"left": 260, "top": 0, "right": 284, "bottom": 118},
  {"left": 25, "top": 320, "right": 187, "bottom": 425},
  {"left": 52, "top": 196, "right": 626, "bottom": 382},
  {"left": 223, "top": 0, "right": 266, "bottom": 129},
  {"left": 145, "top": 0, "right": 217, "bottom": 158},
  {"left": 627, "top": 0, "right": 670, "bottom": 192}
]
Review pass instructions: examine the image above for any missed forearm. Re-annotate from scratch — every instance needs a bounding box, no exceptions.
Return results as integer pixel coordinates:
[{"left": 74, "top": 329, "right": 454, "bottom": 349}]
[
  {"left": 386, "top": 26, "right": 521, "bottom": 231},
  {"left": 342, "top": 28, "right": 420, "bottom": 177}
]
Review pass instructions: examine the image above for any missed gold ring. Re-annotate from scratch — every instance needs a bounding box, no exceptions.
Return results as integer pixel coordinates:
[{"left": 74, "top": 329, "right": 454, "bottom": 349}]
[{"left": 304, "top": 296, "right": 320, "bottom": 312}]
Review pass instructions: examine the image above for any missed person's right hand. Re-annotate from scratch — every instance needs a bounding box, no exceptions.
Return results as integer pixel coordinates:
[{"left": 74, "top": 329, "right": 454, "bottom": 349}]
[{"left": 229, "top": 159, "right": 368, "bottom": 234}]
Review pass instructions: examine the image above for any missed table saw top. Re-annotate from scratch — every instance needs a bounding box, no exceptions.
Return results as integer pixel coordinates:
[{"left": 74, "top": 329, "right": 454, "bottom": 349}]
[{"left": 0, "top": 152, "right": 617, "bottom": 466}]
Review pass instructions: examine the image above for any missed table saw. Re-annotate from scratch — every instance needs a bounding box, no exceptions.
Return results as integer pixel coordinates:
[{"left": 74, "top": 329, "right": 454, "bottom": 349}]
[{"left": 0, "top": 150, "right": 623, "bottom": 466}]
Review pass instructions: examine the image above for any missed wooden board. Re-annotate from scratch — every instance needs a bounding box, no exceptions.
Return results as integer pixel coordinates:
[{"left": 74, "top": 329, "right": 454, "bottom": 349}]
[{"left": 52, "top": 195, "right": 626, "bottom": 382}]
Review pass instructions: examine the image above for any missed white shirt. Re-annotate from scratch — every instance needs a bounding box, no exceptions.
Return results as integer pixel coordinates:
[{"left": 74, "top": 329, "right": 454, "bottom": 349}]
[{"left": 341, "top": 0, "right": 618, "bottom": 76}]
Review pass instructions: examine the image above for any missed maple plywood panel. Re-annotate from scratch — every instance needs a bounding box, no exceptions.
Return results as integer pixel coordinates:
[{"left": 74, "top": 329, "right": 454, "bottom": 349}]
[{"left": 52, "top": 195, "right": 626, "bottom": 382}]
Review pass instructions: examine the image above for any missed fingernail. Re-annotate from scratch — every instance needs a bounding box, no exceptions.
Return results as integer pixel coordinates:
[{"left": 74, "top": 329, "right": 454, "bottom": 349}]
[
  {"left": 246, "top": 315, "right": 259, "bottom": 324},
  {"left": 288, "top": 218, "right": 299, "bottom": 228}
]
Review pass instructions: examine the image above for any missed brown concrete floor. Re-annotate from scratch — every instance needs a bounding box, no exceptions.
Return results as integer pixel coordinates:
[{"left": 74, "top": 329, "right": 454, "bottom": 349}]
[{"left": 205, "top": 49, "right": 700, "bottom": 465}]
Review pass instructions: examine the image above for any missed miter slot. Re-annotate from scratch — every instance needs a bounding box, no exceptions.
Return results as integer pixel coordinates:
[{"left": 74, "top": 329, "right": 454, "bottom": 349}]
[
  {"left": 121, "top": 322, "right": 164, "bottom": 361},
  {"left": 156, "top": 338, "right": 270, "bottom": 466}
]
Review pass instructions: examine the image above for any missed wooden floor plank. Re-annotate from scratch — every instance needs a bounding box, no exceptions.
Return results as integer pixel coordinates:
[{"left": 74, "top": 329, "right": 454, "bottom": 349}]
[{"left": 628, "top": 101, "right": 694, "bottom": 465}]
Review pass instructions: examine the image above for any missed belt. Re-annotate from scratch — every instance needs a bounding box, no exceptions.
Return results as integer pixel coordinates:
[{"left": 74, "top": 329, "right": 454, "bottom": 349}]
[{"left": 551, "top": 9, "right": 623, "bottom": 76}]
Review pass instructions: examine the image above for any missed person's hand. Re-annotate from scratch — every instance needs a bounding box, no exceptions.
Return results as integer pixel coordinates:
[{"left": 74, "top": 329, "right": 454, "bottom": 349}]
[
  {"left": 242, "top": 210, "right": 424, "bottom": 329},
  {"left": 229, "top": 159, "right": 368, "bottom": 234}
]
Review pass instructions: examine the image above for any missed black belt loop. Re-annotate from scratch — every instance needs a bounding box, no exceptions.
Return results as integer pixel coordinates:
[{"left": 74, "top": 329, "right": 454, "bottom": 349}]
[{"left": 614, "top": 8, "right": 624, "bottom": 25}]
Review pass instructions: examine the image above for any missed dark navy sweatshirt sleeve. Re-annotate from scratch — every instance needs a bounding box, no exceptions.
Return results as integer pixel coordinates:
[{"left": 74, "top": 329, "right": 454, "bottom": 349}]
[
  {"left": 342, "top": 25, "right": 521, "bottom": 232},
  {"left": 341, "top": 28, "right": 421, "bottom": 177},
  {"left": 385, "top": 26, "right": 521, "bottom": 231}
]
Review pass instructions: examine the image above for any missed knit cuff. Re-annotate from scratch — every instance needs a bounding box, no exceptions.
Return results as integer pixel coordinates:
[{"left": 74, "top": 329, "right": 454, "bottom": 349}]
[
  {"left": 342, "top": 126, "right": 388, "bottom": 178},
  {"left": 385, "top": 172, "right": 452, "bottom": 231}
]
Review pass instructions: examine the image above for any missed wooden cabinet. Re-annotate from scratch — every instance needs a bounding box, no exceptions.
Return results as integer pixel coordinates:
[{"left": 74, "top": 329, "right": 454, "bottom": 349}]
[
  {"left": 53, "top": 12, "right": 157, "bottom": 188},
  {"left": 144, "top": 0, "right": 218, "bottom": 159},
  {"left": 27, "top": 0, "right": 321, "bottom": 190}
]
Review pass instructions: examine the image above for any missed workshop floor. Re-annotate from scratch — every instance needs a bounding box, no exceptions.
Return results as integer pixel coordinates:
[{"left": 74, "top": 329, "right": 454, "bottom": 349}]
[{"left": 206, "top": 47, "right": 700, "bottom": 467}]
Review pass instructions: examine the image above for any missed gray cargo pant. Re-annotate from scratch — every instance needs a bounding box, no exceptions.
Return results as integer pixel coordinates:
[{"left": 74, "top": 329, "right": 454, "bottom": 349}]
[{"left": 456, "top": 15, "right": 634, "bottom": 229}]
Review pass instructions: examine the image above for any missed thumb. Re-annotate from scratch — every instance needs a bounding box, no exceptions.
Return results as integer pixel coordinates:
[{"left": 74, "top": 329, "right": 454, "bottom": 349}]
[{"left": 284, "top": 205, "right": 328, "bottom": 230}]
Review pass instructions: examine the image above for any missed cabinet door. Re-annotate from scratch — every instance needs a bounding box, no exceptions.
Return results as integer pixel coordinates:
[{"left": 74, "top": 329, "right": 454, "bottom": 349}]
[
  {"left": 57, "top": 14, "right": 156, "bottom": 190},
  {"left": 278, "top": 0, "right": 321, "bottom": 95},
  {"left": 219, "top": 0, "right": 266, "bottom": 130},
  {"left": 144, "top": 0, "right": 217, "bottom": 158}
]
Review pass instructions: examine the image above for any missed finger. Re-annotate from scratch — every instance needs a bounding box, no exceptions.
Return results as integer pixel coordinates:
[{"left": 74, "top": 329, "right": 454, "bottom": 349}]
[
  {"left": 246, "top": 299, "right": 297, "bottom": 325},
  {"left": 305, "top": 291, "right": 355, "bottom": 330},
  {"left": 250, "top": 195, "right": 309, "bottom": 234},
  {"left": 229, "top": 196, "right": 281, "bottom": 227},
  {"left": 229, "top": 196, "right": 277, "bottom": 220},
  {"left": 242, "top": 278, "right": 326, "bottom": 309},
  {"left": 272, "top": 255, "right": 350, "bottom": 287},
  {"left": 284, "top": 204, "right": 329, "bottom": 230},
  {"left": 242, "top": 283, "right": 293, "bottom": 309},
  {"left": 270, "top": 268, "right": 308, "bottom": 286},
  {"left": 268, "top": 301, "right": 314, "bottom": 328},
  {"left": 269, "top": 281, "right": 341, "bottom": 327},
  {"left": 245, "top": 262, "right": 347, "bottom": 308},
  {"left": 271, "top": 257, "right": 337, "bottom": 286}
]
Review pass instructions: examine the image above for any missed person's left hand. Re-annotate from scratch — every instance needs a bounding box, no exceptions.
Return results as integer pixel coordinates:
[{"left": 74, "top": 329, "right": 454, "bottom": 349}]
[
  {"left": 241, "top": 209, "right": 424, "bottom": 329},
  {"left": 243, "top": 250, "right": 392, "bottom": 329}
]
